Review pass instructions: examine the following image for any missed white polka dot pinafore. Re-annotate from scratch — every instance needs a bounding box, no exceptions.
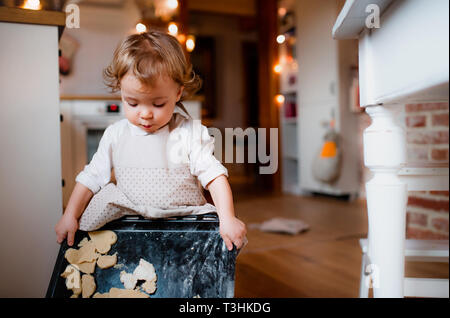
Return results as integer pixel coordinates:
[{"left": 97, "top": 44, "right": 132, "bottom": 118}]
[{"left": 78, "top": 115, "right": 217, "bottom": 231}]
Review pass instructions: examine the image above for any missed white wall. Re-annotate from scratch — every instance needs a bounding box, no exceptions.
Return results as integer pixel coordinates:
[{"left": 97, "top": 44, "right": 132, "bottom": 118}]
[
  {"left": 0, "top": 22, "right": 62, "bottom": 297},
  {"left": 59, "top": 1, "right": 141, "bottom": 96},
  {"left": 296, "top": 0, "right": 360, "bottom": 196}
]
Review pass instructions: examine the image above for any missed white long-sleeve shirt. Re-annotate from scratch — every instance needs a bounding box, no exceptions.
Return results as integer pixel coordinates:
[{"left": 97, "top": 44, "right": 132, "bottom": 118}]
[{"left": 75, "top": 106, "right": 227, "bottom": 194}]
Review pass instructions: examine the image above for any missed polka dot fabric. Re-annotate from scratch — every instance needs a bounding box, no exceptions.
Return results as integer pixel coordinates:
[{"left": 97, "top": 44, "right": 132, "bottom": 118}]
[{"left": 114, "top": 165, "right": 206, "bottom": 209}]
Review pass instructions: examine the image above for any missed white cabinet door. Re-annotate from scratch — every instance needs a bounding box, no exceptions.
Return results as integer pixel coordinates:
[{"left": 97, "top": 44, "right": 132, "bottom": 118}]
[{"left": 0, "top": 22, "right": 62, "bottom": 297}]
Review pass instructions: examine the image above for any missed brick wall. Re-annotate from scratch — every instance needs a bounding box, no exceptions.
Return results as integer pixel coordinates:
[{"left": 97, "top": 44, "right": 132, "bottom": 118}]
[{"left": 405, "top": 103, "right": 449, "bottom": 239}]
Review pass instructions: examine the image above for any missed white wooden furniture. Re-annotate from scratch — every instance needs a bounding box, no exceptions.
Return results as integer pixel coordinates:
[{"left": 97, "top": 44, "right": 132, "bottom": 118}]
[
  {"left": 0, "top": 8, "right": 65, "bottom": 297},
  {"left": 278, "top": 0, "right": 360, "bottom": 197},
  {"left": 359, "top": 239, "right": 449, "bottom": 298},
  {"left": 333, "top": 0, "right": 449, "bottom": 298}
]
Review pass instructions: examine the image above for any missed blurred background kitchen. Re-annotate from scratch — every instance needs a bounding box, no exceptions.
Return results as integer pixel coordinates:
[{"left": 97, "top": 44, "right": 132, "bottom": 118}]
[{"left": 0, "top": 0, "right": 448, "bottom": 297}]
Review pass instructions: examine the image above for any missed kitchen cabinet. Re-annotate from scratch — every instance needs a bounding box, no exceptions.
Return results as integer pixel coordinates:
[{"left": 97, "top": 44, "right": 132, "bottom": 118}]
[{"left": 0, "top": 7, "right": 65, "bottom": 297}]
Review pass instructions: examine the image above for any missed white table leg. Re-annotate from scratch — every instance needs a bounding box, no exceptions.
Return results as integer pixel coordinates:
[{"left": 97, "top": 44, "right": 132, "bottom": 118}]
[{"left": 363, "top": 105, "right": 407, "bottom": 298}]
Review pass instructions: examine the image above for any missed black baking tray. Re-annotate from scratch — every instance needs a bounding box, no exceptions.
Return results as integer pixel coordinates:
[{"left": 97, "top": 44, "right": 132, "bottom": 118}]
[{"left": 46, "top": 213, "right": 238, "bottom": 298}]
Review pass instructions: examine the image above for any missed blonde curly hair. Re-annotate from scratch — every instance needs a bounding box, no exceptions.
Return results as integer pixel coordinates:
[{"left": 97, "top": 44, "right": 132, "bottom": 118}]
[{"left": 103, "top": 31, "right": 201, "bottom": 101}]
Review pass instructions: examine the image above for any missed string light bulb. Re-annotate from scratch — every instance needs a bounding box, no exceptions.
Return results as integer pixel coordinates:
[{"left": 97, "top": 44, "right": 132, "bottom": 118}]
[
  {"left": 186, "top": 35, "right": 196, "bottom": 52},
  {"left": 167, "top": 0, "right": 179, "bottom": 10},
  {"left": 136, "top": 23, "right": 147, "bottom": 33},
  {"left": 177, "top": 34, "right": 186, "bottom": 44},
  {"left": 274, "top": 63, "right": 282, "bottom": 74},
  {"left": 275, "top": 94, "right": 285, "bottom": 105},
  {"left": 23, "top": 0, "right": 41, "bottom": 10},
  {"left": 168, "top": 22, "right": 178, "bottom": 36},
  {"left": 276, "top": 35, "right": 286, "bottom": 44}
]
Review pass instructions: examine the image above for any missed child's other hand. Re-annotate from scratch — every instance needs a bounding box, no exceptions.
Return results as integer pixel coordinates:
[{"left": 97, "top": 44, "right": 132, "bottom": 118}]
[
  {"left": 219, "top": 216, "right": 247, "bottom": 251},
  {"left": 55, "top": 213, "right": 79, "bottom": 246}
]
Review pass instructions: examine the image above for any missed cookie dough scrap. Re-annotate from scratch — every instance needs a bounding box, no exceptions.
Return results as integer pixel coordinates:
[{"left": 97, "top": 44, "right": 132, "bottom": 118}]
[
  {"left": 120, "top": 271, "right": 137, "bottom": 290},
  {"left": 76, "top": 260, "right": 96, "bottom": 274},
  {"left": 77, "top": 237, "right": 89, "bottom": 248},
  {"left": 88, "top": 230, "right": 117, "bottom": 254},
  {"left": 93, "top": 288, "right": 149, "bottom": 298},
  {"left": 141, "top": 278, "right": 157, "bottom": 294},
  {"left": 60, "top": 264, "right": 81, "bottom": 298},
  {"left": 81, "top": 274, "right": 96, "bottom": 298},
  {"left": 97, "top": 253, "right": 117, "bottom": 269},
  {"left": 64, "top": 241, "right": 99, "bottom": 274},
  {"left": 133, "top": 259, "right": 156, "bottom": 282},
  {"left": 65, "top": 240, "right": 99, "bottom": 264},
  {"left": 119, "top": 259, "right": 157, "bottom": 295}
]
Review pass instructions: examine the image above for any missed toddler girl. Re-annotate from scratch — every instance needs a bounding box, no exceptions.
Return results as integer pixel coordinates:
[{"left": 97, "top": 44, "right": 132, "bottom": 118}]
[{"left": 55, "top": 31, "right": 247, "bottom": 251}]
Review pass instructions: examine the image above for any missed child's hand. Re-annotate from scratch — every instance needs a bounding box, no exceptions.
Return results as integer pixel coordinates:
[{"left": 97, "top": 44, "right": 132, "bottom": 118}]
[
  {"left": 55, "top": 213, "right": 79, "bottom": 246},
  {"left": 219, "top": 216, "right": 247, "bottom": 251}
]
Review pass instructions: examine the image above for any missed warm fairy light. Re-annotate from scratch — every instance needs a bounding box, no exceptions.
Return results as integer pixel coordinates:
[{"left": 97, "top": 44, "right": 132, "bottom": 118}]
[
  {"left": 278, "top": 7, "right": 287, "bottom": 17},
  {"left": 168, "top": 23, "right": 178, "bottom": 36},
  {"left": 274, "top": 63, "right": 282, "bottom": 74},
  {"left": 167, "top": 0, "right": 179, "bottom": 10},
  {"left": 276, "top": 34, "right": 286, "bottom": 44},
  {"left": 186, "top": 35, "right": 195, "bottom": 52},
  {"left": 136, "top": 23, "right": 147, "bottom": 33},
  {"left": 275, "top": 94, "right": 285, "bottom": 104},
  {"left": 23, "top": 0, "right": 41, "bottom": 10},
  {"left": 177, "top": 34, "right": 186, "bottom": 44}
]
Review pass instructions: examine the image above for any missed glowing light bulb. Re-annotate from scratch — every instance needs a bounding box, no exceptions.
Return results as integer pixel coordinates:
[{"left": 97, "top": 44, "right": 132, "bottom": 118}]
[
  {"left": 168, "top": 23, "right": 178, "bottom": 36},
  {"left": 275, "top": 94, "right": 285, "bottom": 104},
  {"left": 186, "top": 35, "right": 195, "bottom": 52},
  {"left": 276, "top": 35, "right": 286, "bottom": 44},
  {"left": 23, "top": 0, "right": 41, "bottom": 10},
  {"left": 278, "top": 7, "right": 287, "bottom": 17},
  {"left": 167, "top": 0, "right": 179, "bottom": 10},
  {"left": 274, "top": 64, "right": 282, "bottom": 74},
  {"left": 136, "top": 23, "right": 147, "bottom": 33},
  {"left": 177, "top": 34, "right": 186, "bottom": 44}
]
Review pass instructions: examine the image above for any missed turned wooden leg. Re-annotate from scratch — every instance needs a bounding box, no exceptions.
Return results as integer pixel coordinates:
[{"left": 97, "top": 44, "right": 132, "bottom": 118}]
[{"left": 363, "top": 105, "right": 407, "bottom": 298}]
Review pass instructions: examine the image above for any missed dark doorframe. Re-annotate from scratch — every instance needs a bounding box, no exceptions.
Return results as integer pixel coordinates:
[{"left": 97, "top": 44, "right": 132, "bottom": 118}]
[{"left": 257, "top": 0, "right": 281, "bottom": 193}]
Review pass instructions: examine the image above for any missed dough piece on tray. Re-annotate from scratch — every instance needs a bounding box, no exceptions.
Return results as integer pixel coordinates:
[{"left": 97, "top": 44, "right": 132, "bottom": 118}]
[
  {"left": 81, "top": 274, "right": 96, "bottom": 298},
  {"left": 120, "top": 271, "right": 137, "bottom": 290},
  {"left": 77, "top": 237, "right": 89, "bottom": 248},
  {"left": 141, "top": 278, "right": 157, "bottom": 294},
  {"left": 133, "top": 259, "right": 156, "bottom": 282},
  {"left": 65, "top": 240, "right": 99, "bottom": 264},
  {"left": 97, "top": 253, "right": 117, "bottom": 269},
  {"left": 88, "top": 230, "right": 117, "bottom": 254},
  {"left": 93, "top": 288, "right": 149, "bottom": 298},
  {"left": 60, "top": 264, "right": 82, "bottom": 297},
  {"left": 119, "top": 259, "right": 158, "bottom": 295},
  {"left": 77, "top": 260, "right": 96, "bottom": 274}
]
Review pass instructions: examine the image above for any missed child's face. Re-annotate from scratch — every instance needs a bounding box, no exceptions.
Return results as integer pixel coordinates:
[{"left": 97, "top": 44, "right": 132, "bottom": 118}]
[{"left": 120, "top": 72, "right": 183, "bottom": 133}]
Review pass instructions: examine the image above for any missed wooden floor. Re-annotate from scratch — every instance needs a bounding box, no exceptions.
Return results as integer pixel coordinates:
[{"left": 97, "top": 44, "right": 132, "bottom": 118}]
[{"left": 231, "top": 189, "right": 449, "bottom": 298}]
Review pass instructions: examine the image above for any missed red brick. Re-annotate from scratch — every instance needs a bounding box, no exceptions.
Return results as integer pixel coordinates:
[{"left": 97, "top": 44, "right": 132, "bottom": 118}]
[
  {"left": 405, "top": 103, "right": 449, "bottom": 112},
  {"left": 406, "top": 115, "right": 426, "bottom": 128},
  {"left": 432, "top": 113, "right": 449, "bottom": 126},
  {"left": 407, "top": 146, "right": 428, "bottom": 161},
  {"left": 430, "top": 191, "right": 450, "bottom": 196},
  {"left": 407, "top": 196, "right": 449, "bottom": 212},
  {"left": 431, "top": 217, "right": 449, "bottom": 232},
  {"left": 407, "top": 131, "right": 449, "bottom": 145},
  {"left": 406, "top": 211, "right": 428, "bottom": 226},
  {"left": 431, "top": 148, "right": 449, "bottom": 161},
  {"left": 406, "top": 227, "right": 449, "bottom": 239}
]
